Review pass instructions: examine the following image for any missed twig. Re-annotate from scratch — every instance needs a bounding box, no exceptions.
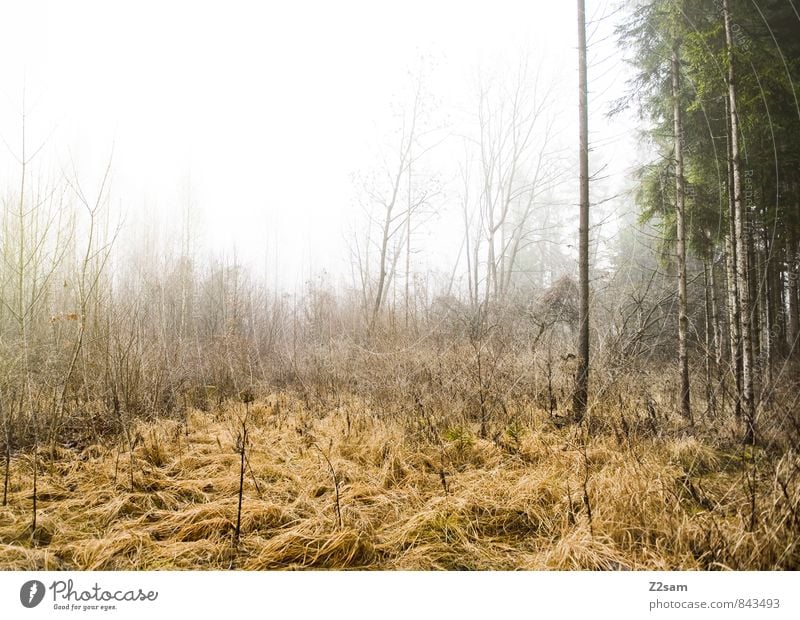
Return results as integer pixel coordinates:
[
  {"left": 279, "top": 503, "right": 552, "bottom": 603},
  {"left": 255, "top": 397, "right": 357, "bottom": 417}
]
[
  {"left": 234, "top": 423, "right": 248, "bottom": 549},
  {"left": 312, "top": 443, "right": 342, "bottom": 529},
  {"left": 31, "top": 446, "right": 38, "bottom": 543},
  {"left": 580, "top": 435, "right": 593, "bottom": 537},
  {"left": 2, "top": 446, "right": 9, "bottom": 507},
  {"left": 245, "top": 455, "right": 262, "bottom": 499},
  {"left": 2, "top": 396, "right": 11, "bottom": 506},
  {"left": 113, "top": 441, "right": 121, "bottom": 486}
]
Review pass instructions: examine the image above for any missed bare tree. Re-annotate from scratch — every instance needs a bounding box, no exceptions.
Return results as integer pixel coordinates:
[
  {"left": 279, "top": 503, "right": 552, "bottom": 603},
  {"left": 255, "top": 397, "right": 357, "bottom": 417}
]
[
  {"left": 475, "top": 63, "right": 556, "bottom": 307},
  {"left": 50, "top": 154, "right": 117, "bottom": 446},
  {"left": 353, "top": 75, "right": 440, "bottom": 337}
]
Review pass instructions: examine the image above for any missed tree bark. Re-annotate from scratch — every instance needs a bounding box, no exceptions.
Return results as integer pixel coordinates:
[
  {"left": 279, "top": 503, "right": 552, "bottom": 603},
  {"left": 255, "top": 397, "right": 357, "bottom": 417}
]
[
  {"left": 672, "top": 45, "right": 691, "bottom": 421},
  {"left": 724, "top": 0, "right": 756, "bottom": 443},
  {"left": 573, "top": 0, "right": 590, "bottom": 422},
  {"left": 724, "top": 94, "right": 742, "bottom": 420},
  {"left": 787, "top": 231, "right": 799, "bottom": 356},
  {"left": 709, "top": 257, "right": 722, "bottom": 369},
  {"left": 703, "top": 259, "right": 717, "bottom": 416}
]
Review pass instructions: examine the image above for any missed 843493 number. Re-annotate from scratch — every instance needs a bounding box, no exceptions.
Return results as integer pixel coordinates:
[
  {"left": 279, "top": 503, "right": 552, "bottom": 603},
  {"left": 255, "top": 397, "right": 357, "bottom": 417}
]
[{"left": 737, "top": 598, "right": 780, "bottom": 609}]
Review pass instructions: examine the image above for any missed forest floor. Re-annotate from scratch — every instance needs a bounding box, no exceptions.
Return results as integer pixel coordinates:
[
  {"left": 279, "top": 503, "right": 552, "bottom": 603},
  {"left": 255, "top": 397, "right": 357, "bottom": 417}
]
[{"left": 1, "top": 393, "right": 797, "bottom": 570}]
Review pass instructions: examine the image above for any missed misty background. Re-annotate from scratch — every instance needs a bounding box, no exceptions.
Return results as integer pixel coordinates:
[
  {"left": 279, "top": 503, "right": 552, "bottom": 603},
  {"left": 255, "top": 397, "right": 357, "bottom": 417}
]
[{"left": 0, "top": 0, "right": 638, "bottom": 292}]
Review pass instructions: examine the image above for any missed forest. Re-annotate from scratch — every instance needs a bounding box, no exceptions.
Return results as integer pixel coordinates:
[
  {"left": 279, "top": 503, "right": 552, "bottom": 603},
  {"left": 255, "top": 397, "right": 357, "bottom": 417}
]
[{"left": 0, "top": 0, "right": 799, "bottom": 570}]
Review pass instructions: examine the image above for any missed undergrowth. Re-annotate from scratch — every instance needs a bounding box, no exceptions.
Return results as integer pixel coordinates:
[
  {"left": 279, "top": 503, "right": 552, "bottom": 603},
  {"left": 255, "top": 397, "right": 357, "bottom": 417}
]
[{"left": 0, "top": 393, "right": 797, "bottom": 570}]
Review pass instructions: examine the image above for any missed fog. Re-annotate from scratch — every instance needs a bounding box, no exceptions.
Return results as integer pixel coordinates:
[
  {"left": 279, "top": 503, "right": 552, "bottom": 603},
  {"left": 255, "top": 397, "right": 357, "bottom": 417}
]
[{"left": 0, "top": 0, "right": 635, "bottom": 290}]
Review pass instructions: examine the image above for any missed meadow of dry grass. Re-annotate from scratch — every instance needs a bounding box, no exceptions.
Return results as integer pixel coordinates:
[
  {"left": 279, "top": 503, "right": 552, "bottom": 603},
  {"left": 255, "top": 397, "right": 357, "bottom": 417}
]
[{"left": 1, "top": 392, "right": 798, "bottom": 571}]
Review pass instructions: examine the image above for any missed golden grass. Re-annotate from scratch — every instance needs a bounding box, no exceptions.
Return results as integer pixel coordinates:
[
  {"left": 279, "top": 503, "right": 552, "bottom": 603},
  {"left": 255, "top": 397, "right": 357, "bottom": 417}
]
[{"left": 0, "top": 394, "right": 797, "bottom": 570}]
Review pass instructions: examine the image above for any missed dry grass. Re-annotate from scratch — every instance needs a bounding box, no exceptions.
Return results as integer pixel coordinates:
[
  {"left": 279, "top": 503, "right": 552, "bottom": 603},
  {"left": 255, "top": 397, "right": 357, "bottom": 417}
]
[{"left": 0, "top": 393, "right": 797, "bottom": 570}]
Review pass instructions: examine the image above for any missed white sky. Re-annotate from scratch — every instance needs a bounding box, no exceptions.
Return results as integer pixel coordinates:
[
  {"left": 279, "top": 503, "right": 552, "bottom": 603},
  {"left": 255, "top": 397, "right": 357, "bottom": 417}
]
[{"left": 0, "top": 0, "right": 637, "bottom": 290}]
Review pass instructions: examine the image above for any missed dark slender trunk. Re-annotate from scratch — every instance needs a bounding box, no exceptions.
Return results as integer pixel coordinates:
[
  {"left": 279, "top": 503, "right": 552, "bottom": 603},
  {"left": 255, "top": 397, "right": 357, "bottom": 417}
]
[
  {"left": 787, "top": 232, "right": 799, "bottom": 356},
  {"left": 762, "top": 224, "right": 778, "bottom": 389},
  {"left": 31, "top": 446, "right": 37, "bottom": 540},
  {"left": 2, "top": 445, "right": 9, "bottom": 507},
  {"left": 2, "top": 398, "right": 10, "bottom": 507},
  {"left": 235, "top": 426, "right": 247, "bottom": 548},
  {"left": 405, "top": 168, "right": 412, "bottom": 330},
  {"left": 750, "top": 216, "right": 761, "bottom": 371},
  {"left": 710, "top": 259, "right": 723, "bottom": 413},
  {"left": 704, "top": 259, "right": 717, "bottom": 416},
  {"left": 710, "top": 257, "right": 722, "bottom": 369}
]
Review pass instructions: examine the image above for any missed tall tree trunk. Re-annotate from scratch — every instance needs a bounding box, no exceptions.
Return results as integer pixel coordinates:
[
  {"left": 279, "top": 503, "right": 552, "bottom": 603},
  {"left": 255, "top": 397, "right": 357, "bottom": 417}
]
[
  {"left": 710, "top": 257, "right": 723, "bottom": 412},
  {"left": 771, "top": 237, "right": 785, "bottom": 358},
  {"left": 761, "top": 223, "right": 777, "bottom": 389},
  {"left": 672, "top": 45, "right": 692, "bottom": 421},
  {"left": 704, "top": 259, "right": 718, "bottom": 416},
  {"left": 724, "top": 97, "right": 742, "bottom": 420},
  {"left": 724, "top": 0, "right": 756, "bottom": 443},
  {"left": 370, "top": 214, "right": 392, "bottom": 334},
  {"left": 573, "top": 0, "right": 590, "bottom": 422},
  {"left": 710, "top": 257, "right": 722, "bottom": 369},
  {"left": 405, "top": 164, "right": 412, "bottom": 330},
  {"left": 704, "top": 260, "right": 714, "bottom": 416},
  {"left": 749, "top": 212, "right": 761, "bottom": 371},
  {"left": 725, "top": 235, "right": 743, "bottom": 415},
  {"left": 787, "top": 231, "right": 799, "bottom": 356}
]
